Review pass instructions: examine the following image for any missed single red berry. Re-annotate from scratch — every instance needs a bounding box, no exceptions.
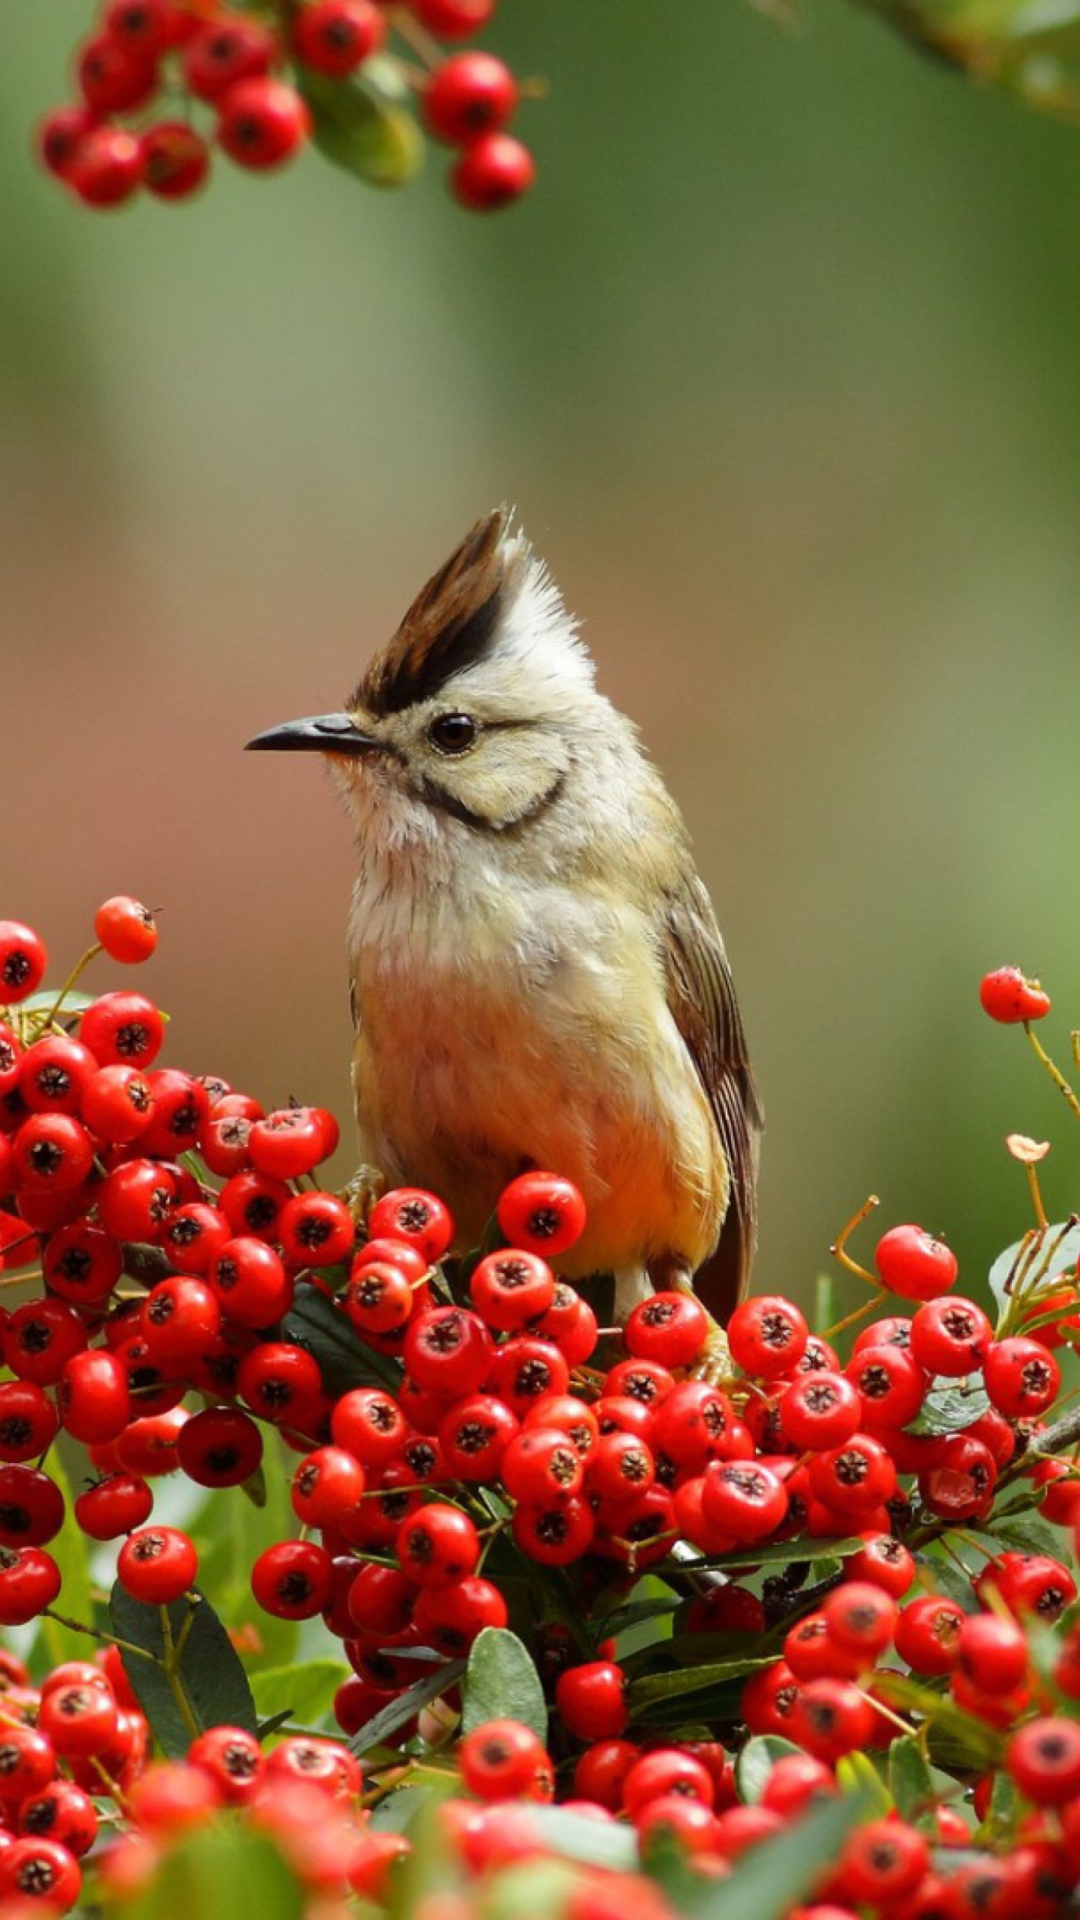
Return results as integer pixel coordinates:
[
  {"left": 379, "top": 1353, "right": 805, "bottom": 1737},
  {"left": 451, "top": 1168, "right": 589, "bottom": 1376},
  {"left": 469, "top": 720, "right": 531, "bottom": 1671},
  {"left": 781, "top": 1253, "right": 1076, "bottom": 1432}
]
[
  {"left": 980, "top": 965, "right": 1051, "bottom": 1023},
  {"left": 291, "top": 1445, "right": 365, "bottom": 1527},
  {"left": 38, "top": 1682, "right": 119, "bottom": 1760},
  {"left": 451, "top": 132, "right": 535, "bottom": 211},
  {"left": 534, "top": 1284, "right": 597, "bottom": 1364},
  {"left": 586, "top": 1429, "right": 655, "bottom": 1503},
  {"left": 0, "top": 1382, "right": 58, "bottom": 1463},
  {"left": 19, "top": 1037, "right": 97, "bottom": 1117},
  {"left": 332, "top": 1385, "right": 411, "bottom": 1465},
  {"left": 469, "top": 1248, "right": 555, "bottom": 1330},
  {"left": 183, "top": 15, "right": 277, "bottom": 101},
  {"left": 439, "top": 1393, "right": 519, "bottom": 1480},
  {"left": 1008, "top": 1715, "right": 1080, "bottom": 1804},
  {"left": 837, "top": 1818, "right": 930, "bottom": 1905},
  {"left": 701, "top": 1459, "right": 788, "bottom": 1541},
  {"left": 0, "top": 1544, "right": 61, "bottom": 1623},
  {"left": 846, "top": 1533, "right": 915, "bottom": 1597},
  {"left": 396, "top": 1502, "right": 479, "bottom": 1588},
  {"left": 759, "top": 1752, "right": 836, "bottom": 1819},
  {"left": 237, "top": 1340, "right": 322, "bottom": 1431},
  {"left": 807, "top": 1432, "right": 897, "bottom": 1515},
  {"left": 909, "top": 1296, "right": 993, "bottom": 1376},
  {"left": 845, "top": 1343, "right": 928, "bottom": 1431},
  {"left": 412, "top": 1574, "right": 508, "bottom": 1657},
  {"left": 511, "top": 1494, "right": 594, "bottom": 1565},
  {"left": 187, "top": 1725, "right": 263, "bottom": 1802},
  {"left": 458, "top": 1718, "right": 551, "bottom": 1800},
  {"left": 426, "top": 52, "right": 517, "bottom": 145},
  {"left": 787, "top": 1676, "right": 875, "bottom": 1763},
  {"left": 778, "top": 1371, "right": 861, "bottom": 1450},
  {"left": 37, "top": 107, "right": 100, "bottom": 182},
  {"left": 176, "top": 1404, "right": 263, "bottom": 1488},
  {"left": 404, "top": 1306, "right": 493, "bottom": 1397},
  {"left": 4, "top": 1300, "right": 88, "bottom": 1386},
  {"left": 291, "top": 0, "right": 384, "bottom": 73},
  {"left": 622, "top": 1747, "right": 714, "bottom": 1815},
  {"left": 93, "top": 897, "right": 158, "bottom": 963},
  {"left": 344, "top": 1258, "right": 416, "bottom": 1335},
  {"left": 624, "top": 1290, "right": 709, "bottom": 1369},
  {"left": 161, "top": 1203, "right": 231, "bottom": 1276},
  {"left": 489, "top": 1335, "right": 570, "bottom": 1417},
  {"left": 894, "top": 1594, "right": 965, "bottom": 1674},
  {"left": 495, "top": 1172, "right": 585, "bottom": 1257},
  {"left": 79, "top": 991, "right": 164, "bottom": 1068},
  {"left": 728, "top": 1295, "right": 809, "bottom": 1378},
  {"left": 822, "top": 1579, "right": 897, "bottom": 1659},
  {"left": 210, "top": 1236, "right": 293, "bottom": 1327},
  {"left": 78, "top": 35, "right": 158, "bottom": 115},
  {"left": 874, "top": 1223, "right": 958, "bottom": 1300},
  {"left": 103, "top": 0, "right": 175, "bottom": 54},
  {"left": 18, "top": 1778, "right": 99, "bottom": 1857},
  {"left": 117, "top": 1526, "right": 198, "bottom": 1604},
  {"left": 97, "top": 1158, "right": 177, "bottom": 1242},
  {"left": 12, "top": 1113, "right": 94, "bottom": 1192},
  {"left": 251, "top": 1538, "right": 334, "bottom": 1618},
  {"left": 58, "top": 1349, "right": 130, "bottom": 1446},
  {"left": 0, "top": 1836, "right": 81, "bottom": 1910},
  {"left": 957, "top": 1611, "right": 1028, "bottom": 1695},
  {"left": 73, "top": 1472, "right": 153, "bottom": 1540},
  {"left": 984, "top": 1336, "right": 1060, "bottom": 1417},
  {"left": 502, "top": 1426, "right": 584, "bottom": 1504},
  {"left": 247, "top": 1105, "right": 333, "bottom": 1178},
  {"left": 80, "top": 1064, "right": 153, "bottom": 1144},
  {"left": 977, "top": 1550, "right": 1077, "bottom": 1623},
  {"left": 114, "top": 1404, "right": 189, "bottom": 1477},
  {"left": 413, "top": 0, "right": 496, "bottom": 37},
  {"left": 555, "top": 1661, "right": 628, "bottom": 1742},
  {"left": 368, "top": 1186, "right": 454, "bottom": 1262}
]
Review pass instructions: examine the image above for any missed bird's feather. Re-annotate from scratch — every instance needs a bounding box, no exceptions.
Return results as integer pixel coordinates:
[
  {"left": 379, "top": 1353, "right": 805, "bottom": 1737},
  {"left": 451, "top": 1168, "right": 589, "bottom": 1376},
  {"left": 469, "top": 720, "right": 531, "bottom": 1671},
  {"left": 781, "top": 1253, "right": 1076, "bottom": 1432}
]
[{"left": 660, "top": 875, "right": 763, "bottom": 1321}]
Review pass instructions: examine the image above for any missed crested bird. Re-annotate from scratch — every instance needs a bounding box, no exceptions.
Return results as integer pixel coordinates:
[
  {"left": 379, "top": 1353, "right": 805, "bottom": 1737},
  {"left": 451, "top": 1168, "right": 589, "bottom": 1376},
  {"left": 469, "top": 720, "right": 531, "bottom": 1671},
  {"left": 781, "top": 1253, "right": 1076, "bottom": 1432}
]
[{"left": 247, "top": 510, "right": 762, "bottom": 1325}]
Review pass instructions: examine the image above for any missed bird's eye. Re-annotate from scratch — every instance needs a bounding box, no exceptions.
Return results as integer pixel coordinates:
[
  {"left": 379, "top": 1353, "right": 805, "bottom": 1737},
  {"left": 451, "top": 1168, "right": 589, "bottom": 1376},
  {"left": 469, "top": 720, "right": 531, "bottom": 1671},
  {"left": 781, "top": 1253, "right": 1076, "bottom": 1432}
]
[{"left": 428, "top": 712, "right": 478, "bottom": 755}]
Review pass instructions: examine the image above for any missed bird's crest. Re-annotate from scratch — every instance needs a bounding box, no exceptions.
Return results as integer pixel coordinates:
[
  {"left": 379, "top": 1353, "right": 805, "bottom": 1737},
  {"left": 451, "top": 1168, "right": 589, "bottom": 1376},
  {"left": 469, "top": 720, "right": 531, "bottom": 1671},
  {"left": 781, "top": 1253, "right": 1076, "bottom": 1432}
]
[{"left": 357, "top": 509, "right": 528, "bottom": 717}]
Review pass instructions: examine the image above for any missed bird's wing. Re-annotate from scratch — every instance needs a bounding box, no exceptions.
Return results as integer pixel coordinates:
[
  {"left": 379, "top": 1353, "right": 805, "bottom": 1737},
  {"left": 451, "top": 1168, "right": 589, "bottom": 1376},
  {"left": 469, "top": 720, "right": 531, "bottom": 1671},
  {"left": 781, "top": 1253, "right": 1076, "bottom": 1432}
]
[{"left": 660, "top": 875, "right": 763, "bottom": 1322}]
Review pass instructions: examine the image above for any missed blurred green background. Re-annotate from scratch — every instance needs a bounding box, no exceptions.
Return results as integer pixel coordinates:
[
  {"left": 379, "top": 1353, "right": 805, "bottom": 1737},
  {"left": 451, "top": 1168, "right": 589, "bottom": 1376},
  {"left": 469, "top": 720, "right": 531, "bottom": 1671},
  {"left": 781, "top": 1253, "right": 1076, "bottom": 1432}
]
[{"left": 3, "top": 0, "right": 1079, "bottom": 1311}]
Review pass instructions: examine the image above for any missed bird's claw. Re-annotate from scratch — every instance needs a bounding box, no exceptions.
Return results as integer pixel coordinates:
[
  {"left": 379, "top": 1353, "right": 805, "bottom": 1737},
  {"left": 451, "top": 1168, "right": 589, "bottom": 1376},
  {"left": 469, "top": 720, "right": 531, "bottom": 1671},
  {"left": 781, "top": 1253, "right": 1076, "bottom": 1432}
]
[{"left": 343, "top": 1165, "right": 386, "bottom": 1231}]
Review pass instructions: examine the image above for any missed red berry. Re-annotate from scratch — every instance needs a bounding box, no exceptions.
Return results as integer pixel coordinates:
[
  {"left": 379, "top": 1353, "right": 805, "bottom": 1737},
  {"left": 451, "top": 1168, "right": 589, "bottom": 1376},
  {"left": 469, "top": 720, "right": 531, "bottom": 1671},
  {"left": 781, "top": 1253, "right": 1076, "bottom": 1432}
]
[
  {"left": 187, "top": 1726, "right": 263, "bottom": 1802},
  {"left": 369, "top": 1186, "right": 454, "bottom": 1261},
  {"left": 396, "top": 1502, "right": 479, "bottom": 1588},
  {"left": 404, "top": 1305, "right": 493, "bottom": 1397},
  {"left": 210, "top": 1236, "right": 293, "bottom": 1327},
  {"left": 413, "top": 0, "right": 496, "bottom": 36},
  {"left": 291, "top": 1446, "right": 365, "bottom": 1528},
  {"left": 103, "top": 0, "right": 175, "bottom": 54},
  {"left": 251, "top": 1539, "right": 333, "bottom": 1618},
  {"left": 984, "top": 1336, "right": 1060, "bottom": 1417},
  {"left": 701, "top": 1458, "right": 788, "bottom": 1541},
  {"left": 451, "top": 132, "right": 535, "bottom": 210},
  {"left": 469, "top": 1248, "right": 555, "bottom": 1330},
  {"left": 837, "top": 1818, "right": 929, "bottom": 1905},
  {"left": 778, "top": 1371, "right": 861, "bottom": 1450},
  {"left": 176, "top": 1405, "right": 263, "bottom": 1488},
  {"left": 426, "top": 52, "right": 517, "bottom": 145},
  {"left": 93, "top": 896, "right": 158, "bottom": 963},
  {"left": 845, "top": 1343, "right": 928, "bottom": 1431},
  {"left": 59, "top": 1349, "right": 130, "bottom": 1445},
  {"left": 624, "top": 1290, "right": 708, "bottom": 1369},
  {"left": 728, "top": 1295, "right": 809, "bottom": 1378},
  {"left": 183, "top": 15, "right": 277, "bottom": 101},
  {"left": 555, "top": 1662, "right": 628, "bottom": 1742},
  {"left": 80, "top": 1064, "right": 153, "bottom": 1143},
  {"left": 0, "top": 1544, "right": 61, "bottom": 1623},
  {"left": 496, "top": 1172, "right": 586, "bottom": 1257},
  {"left": 502, "top": 1426, "right": 584, "bottom": 1504},
  {"left": 117, "top": 1525, "right": 198, "bottom": 1604},
  {"left": 278, "top": 1191, "right": 354, "bottom": 1268},
  {"left": 957, "top": 1612, "right": 1028, "bottom": 1695},
  {"left": 909, "top": 1295, "right": 993, "bottom": 1376},
  {"left": 0, "top": 1382, "right": 57, "bottom": 1463},
  {"left": 291, "top": 0, "right": 385, "bottom": 74},
  {"left": 807, "top": 1432, "right": 897, "bottom": 1515},
  {"left": 458, "top": 1718, "right": 551, "bottom": 1800},
  {"left": 12, "top": 1113, "right": 94, "bottom": 1192},
  {"left": 37, "top": 107, "right": 100, "bottom": 182},
  {"left": 218, "top": 78, "right": 312, "bottom": 170},
  {"left": 0, "top": 1837, "right": 81, "bottom": 1910},
  {"left": 248, "top": 1105, "right": 332, "bottom": 1179},
  {"left": 18, "top": 1779, "right": 99, "bottom": 1857},
  {"left": 332, "top": 1385, "right": 410, "bottom": 1466},
  {"left": 980, "top": 965, "right": 1051, "bottom": 1023},
  {"left": 79, "top": 991, "right": 164, "bottom": 1068},
  {"left": 412, "top": 1574, "right": 508, "bottom": 1656},
  {"left": 894, "top": 1594, "right": 965, "bottom": 1674},
  {"left": 874, "top": 1223, "right": 958, "bottom": 1300},
  {"left": 1008, "top": 1715, "right": 1080, "bottom": 1804},
  {"left": 73, "top": 1472, "right": 153, "bottom": 1540},
  {"left": 822, "top": 1579, "right": 897, "bottom": 1659},
  {"left": 77, "top": 34, "right": 158, "bottom": 114},
  {"left": 38, "top": 1682, "right": 119, "bottom": 1760}
]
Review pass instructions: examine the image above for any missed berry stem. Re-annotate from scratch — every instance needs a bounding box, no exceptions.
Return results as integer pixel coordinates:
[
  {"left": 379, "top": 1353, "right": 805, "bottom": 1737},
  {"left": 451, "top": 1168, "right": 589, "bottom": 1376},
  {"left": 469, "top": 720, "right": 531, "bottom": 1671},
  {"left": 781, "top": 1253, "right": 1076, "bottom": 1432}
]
[
  {"left": 1024, "top": 1020, "right": 1080, "bottom": 1122},
  {"left": 39, "top": 942, "right": 103, "bottom": 1031},
  {"left": 41, "top": 1607, "right": 156, "bottom": 1663},
  {"left": 829, "top": 1193, "right": 881, "bottom": 1287},
  {"left": 159, "top": 1602, "right": 202, "bottom": 1741}
]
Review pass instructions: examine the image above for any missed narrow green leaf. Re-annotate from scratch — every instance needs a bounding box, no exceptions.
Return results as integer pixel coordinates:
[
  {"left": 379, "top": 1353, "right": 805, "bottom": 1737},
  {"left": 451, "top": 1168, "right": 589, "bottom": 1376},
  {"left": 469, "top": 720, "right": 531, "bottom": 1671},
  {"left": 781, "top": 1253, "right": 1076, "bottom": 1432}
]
[
  {"left": 30, "top": 1450, "right": 94, "bottom": 1674},
  {"left": 874, "top": 1671, "right": 1002, "bottom": 1769},
  {"left": 836, "top": 1750, "right": 892, "bottom": 1814},
  {"left": 18, "top": 989, "right": 95, "bottom": 1019},
  {"left": 628, "top": 1654, "right": 772, "bottom": 1709},
  {"left": 349, "top": 1656, "right": 465, "bottom": 1758},
  {"left": 988, "top": 1510, "right": 1062, "bottom": 1557},
  {"left": 915, "top": 1547, "right": 979, "bottom": 1614},
  {"left": 250, "top": 1659, "right": 347, "bottom": 1729},
  {"left": 297, "top": 70, "right": 423, "bottom": 188},
  {"left": 688, "top": 1537, "right": 864, "bottom": 1572},
  {"left": 462, "top": 1626, "right": 547, "bottom": 1742},
  {"left": 281, "top": 1283, "right": 400, "bottom": 1395},
  {"left": 889, "top": 1734, "right": 935, "bottom": 1818},
  {"left": 522, "top": 1806, "right": 640, "bottom": 1871},
  {"left": 735, "top": 1735, "right": 803, "bottom": 1804},
  {"left": 110, "top": 1584, "right": 258, "bottom": 1760},
  {"left": 909, "top": 1384, "right": 990, "bottom": 1434}
]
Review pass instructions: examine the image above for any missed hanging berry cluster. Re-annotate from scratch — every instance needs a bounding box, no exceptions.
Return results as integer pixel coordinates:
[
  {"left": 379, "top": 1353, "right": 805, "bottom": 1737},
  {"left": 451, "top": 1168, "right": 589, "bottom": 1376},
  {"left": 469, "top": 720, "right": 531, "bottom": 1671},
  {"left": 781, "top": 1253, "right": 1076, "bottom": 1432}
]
[
  {"left": 36, "top": 0, "right": 537, "bottom": 213},
  {"left": 2, "top": 917, "right": 1080, "bottom": 1915}
]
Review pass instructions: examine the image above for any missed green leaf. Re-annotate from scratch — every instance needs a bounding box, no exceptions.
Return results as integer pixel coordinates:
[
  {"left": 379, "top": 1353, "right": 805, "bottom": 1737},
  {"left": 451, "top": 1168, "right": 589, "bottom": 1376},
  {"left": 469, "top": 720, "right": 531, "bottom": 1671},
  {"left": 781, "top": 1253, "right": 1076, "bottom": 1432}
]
[
  {"left": 836, "top": 1750, "right": 892, "bottom": 1815},
  {"left": 628, "top": 1654, "right": 773, "bottom": 1710},
  {"left": 462, "top": 1626, "right": 547, "bottom": 1743},
  {"left": 989, "top": 1220, "right": 1080, "bottom": 1316},
  {"left": 735, "top": 1735, "right": 803, "bottom": 1804},
  {"left": 349, "top": 1656, "right": 465, "bottom": 1758},
  {"left": 654, "top": 1788, "right": 871, "bottom": 1920},
  {"left": 250, "top": 1659, "right": 347, "bottom": 1730},
  {"left": 915, "top": 1547, "right": 979, "bottom": 1614},
  {"left": 873, "top": 1672, "right": 1002, "bottom": 1770},
  {"left": 110, "top": 1584, "right": 258, "bottom": 1760},
  {"left": 908, "top": 1384, "right": 990, "bottom": 1434},
  {"left": 281, "top": 1282, "right": 400, "bottom": 1395},
  {"left": 297, "top": 70, "right": 423, "bottom": 189},
  {"left": 30, "top": 1450, "right": 94, "bottom": 1675},
  {"left": 18, "top": 989, "right": 95, "bottom": 1019},
  {"left": 521, "top": 1806, "right": 640, "bottom": 1871},
  {"left": 889, "top": 1734, "right": 935, "bottom": 1818},
  {"left": 118, "top": 1817, "right": 304, "bottom": 1920},
  {"left": 687, "top": 1536, "right": 865, "bottom": 1572},
  {"left": 988, "top": 1510, "right": 1062, "bottom": 1556}
]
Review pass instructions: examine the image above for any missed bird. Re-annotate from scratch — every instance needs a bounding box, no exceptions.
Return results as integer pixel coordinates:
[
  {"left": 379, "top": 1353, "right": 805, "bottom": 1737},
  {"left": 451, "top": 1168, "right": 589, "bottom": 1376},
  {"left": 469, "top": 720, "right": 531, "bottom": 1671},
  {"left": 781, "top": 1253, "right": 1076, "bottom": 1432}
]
[{"left": 247, "top": 509, "right": 762, "bottom": 1327}]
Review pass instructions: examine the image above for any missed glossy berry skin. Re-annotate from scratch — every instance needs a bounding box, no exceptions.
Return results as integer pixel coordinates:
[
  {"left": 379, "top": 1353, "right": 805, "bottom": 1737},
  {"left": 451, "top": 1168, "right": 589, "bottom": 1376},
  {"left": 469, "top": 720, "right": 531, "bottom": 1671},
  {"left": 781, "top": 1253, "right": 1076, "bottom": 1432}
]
[
  {"left": 369, "top": 1186, "right": 455, "bottom": 1262},
  {"left": 93, "top": 896, "right": 158, "bottom": 963},
  {"left": 183, "top": 15, "right": 276, "bottom": 101},
  {"left": 0, "top": 1836, "right": 82, "bottom": 1909},
  {"left": 957, "top": 1612, "right": 1028, "bottom": 1695},
  {"left": 0, "top": 1382, "right": 58, "bottom": 1463},
  {"left": 79, "top": 991, "right": 164, "bottom": 1068},
  {"left": 555, "top": 1661, "right": 628, "bottom": 1741},
  {"left": 210, "top": 1236, "right": 292, "bottom": 1326},
  {"left": 59, "top": 1349, "right": 130, "bottom": 1445},
  {"left": 701, "top": 1459, "right": 788, "bottom": 1540},
  {"left": 502, "top": 1427, "right": 584, "bottom": 1504},
  {"left": 0, "top": 924, "right": 47, "bottom": 1006},
  {"left": 807, "top": 1432, "right": 897, "bottom": 1515},
  {"left": 18, "top": 1778, "right": 99, "bottom": 1857},
  {"left": 983, "top": 1336, "right": 1060, "bottom": 1416},
  {"left": 0, "top": 1544, "right": 61, "bottom": 1623},
  {"left": 414, "top": 0, "right": 496, "bottom": 35},
  {"left": 451, "top": 133, "right": 536, "bottom": 210},
  {"left": 874, "top": 1223, "right": 958, "bottom": 1301},
  {"left": 980, "top": 965, "right": 1052, "bottom": 1023},
  {"left": 495, "top": 1172, "right": 586, "bottom": 1256},
  {"left": 141, "top": 122, "right": 211, "bottom": 198},
  {"left": 396, "top": 1503, "right": 479, "bottom": 1588},
  {"left": 625, "top": 1291, "right": 708, "bottom": 1368},
  {"left": 1007, "top": 1715, "right": 1080, "bottom": 1804},
  {"left": 729, "top": 1295, "right": 809, "bottom": 1378},
  {"left": 291, "top": 0, "right": 384, "bottom": 74},
  {"left": 38, "top": 1682, "right": 119, "bottom": 1760},
  {"left": 412, "top": 1574, "right": 508, "bottom": 1656},
  {"left": 248, "top": 1105, "right": 334, "bottom": 1178},
  {"left": 426, "top": 52, "right": 518, "bottom": 145},
  {"left": 278, "top": 1191, "right": 354, "bottom": 1267},
  {"left": 894, "top": 1594, "right": 965, "bottom": 1674},
  {"left": 187, "top": 1726, "right": 263, "bottom": 1802},
  {"left": 822, "top": 1580, "right": 897, "bottom": 1659},
  {"left": 837, "top": 1819, "right": 929, "bottom": 1905},
  {"left": 117, "top": 1526, "right": 198, "bottom": 1604},
  {"left": 469, "top": 1249, "right": 555, "bottom": 1330},
  {"left": 177, "top": 1405, "right": 263, "bottom": 1488},
  {"left": 37, "top": 107, "right": 100, "bottom": 182},
  {"left": 458, "top": 1718, "right": 551, "bottom": 1800},
  {"left": 291, "top": 1446, "right": 365, "bottom": 1528},
  {"left": 251, "top": 1539, "right": 333, "bottom": 1618},
  {"left": 404, "top": 1306, "right": 493, "bottom": 1397},
  {"left": 73, "top": 1472, "right": 153, "bottom": 1540},
  {"left": 778, "top": 1371, "right": 861, "bottom": 1450},
  {"left": 909, "top": 1296, "right": 993, "bottom": 1376}
]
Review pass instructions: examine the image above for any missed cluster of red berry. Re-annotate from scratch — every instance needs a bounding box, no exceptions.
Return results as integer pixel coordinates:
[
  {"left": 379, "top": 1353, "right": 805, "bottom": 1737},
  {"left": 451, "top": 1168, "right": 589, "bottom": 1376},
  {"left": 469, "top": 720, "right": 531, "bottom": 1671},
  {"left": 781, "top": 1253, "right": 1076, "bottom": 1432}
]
[
  {"left": 1, "top": 916, "right": 1079, "bottom": 1915},
  {"left": 36, "top": 0, "right": 536, "bottom": 213}
]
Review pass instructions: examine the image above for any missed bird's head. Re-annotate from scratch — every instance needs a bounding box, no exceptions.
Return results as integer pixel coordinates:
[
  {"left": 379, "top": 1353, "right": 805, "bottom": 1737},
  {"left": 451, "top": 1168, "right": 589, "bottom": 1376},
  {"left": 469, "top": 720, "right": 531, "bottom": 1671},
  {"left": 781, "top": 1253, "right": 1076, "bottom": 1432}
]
[{"left": 247, "top": 510, "right": 615, "bottom": 840}]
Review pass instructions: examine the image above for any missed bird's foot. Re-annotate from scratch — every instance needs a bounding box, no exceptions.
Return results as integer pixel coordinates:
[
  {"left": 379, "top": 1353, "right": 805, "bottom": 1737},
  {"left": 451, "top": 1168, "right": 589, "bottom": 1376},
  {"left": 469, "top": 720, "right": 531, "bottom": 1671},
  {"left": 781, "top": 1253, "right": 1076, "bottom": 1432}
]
[
  {"left": 343, "top": 1164, "right": 386, "bottom": 1232},
  {"left": 690, "top": 1322, "right": 734, "bottom": 1384}
]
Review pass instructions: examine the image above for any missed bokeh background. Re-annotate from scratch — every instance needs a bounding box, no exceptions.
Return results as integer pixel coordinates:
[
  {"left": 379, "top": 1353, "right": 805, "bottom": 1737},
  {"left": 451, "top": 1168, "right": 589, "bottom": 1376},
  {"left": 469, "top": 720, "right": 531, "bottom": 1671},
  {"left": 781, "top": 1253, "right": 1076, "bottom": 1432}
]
[{"left": 3, "top": 0, "right": 1079, "bottom": 1312}]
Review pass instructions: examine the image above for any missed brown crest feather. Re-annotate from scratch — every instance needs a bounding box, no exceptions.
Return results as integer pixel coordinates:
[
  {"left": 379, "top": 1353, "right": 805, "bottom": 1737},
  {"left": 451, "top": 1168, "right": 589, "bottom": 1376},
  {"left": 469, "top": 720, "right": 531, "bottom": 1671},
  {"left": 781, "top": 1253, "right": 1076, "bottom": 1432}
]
[{"left": 357, "top": 509, "right": 516, "bottom": 717}]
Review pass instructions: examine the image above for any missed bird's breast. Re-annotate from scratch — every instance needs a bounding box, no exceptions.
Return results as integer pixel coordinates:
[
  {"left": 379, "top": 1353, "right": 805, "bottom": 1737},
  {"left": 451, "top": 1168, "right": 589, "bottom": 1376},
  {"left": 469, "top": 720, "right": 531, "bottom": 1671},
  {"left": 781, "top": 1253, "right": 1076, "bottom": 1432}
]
[{"left": 348, "top": 883, "right": 725, "bottom": 1273}]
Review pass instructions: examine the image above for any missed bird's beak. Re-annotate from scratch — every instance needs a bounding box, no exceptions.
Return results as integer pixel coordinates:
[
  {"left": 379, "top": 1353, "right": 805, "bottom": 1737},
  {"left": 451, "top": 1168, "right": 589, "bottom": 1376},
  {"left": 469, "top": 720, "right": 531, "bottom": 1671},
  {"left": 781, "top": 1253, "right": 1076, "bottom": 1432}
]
[{"left": 245, "top": 713, "right": 380, "bottom": 757}]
